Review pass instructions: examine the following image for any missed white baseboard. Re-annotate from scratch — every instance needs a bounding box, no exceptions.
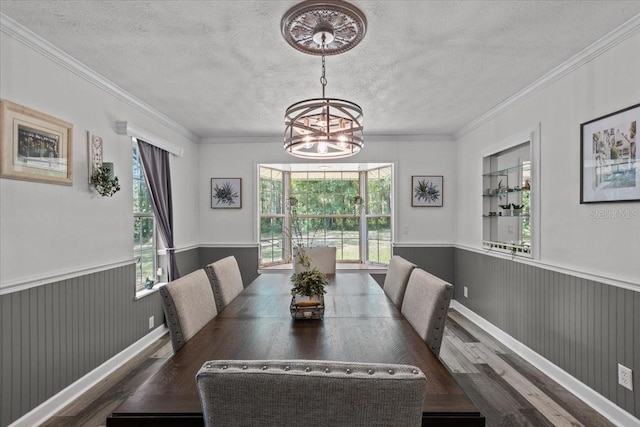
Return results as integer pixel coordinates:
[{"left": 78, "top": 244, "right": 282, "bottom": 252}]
[
  {"left": 450, "top": 300, "right": 640, "bottom": 427},
  {"left": 9, "top": 326, "right": 169, "bottom": 427}
]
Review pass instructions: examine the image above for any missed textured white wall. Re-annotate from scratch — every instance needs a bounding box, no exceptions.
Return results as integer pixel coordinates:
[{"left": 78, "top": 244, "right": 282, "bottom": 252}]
[
  {"left": 197, "top": 138, "right": 457, "bottom": 246},
  {"left": 0, "top": 34, "right": 199, "bottom": 287},
  {"left": 455, "top": 32, "right": 640, "bottom": 285}
]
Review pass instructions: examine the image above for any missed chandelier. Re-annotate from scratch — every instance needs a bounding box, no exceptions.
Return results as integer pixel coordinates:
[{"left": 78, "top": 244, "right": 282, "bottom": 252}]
[{"left": 282, "top": 0, "right": 366, "bottom": 159}]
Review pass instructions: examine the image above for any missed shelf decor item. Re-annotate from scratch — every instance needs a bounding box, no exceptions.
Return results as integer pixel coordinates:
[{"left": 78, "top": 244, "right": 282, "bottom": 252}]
[
  {"left": 412, "top": 175, "right": 443, "bottom": 207},
  {"left": 0, "top": 99, "right": 73, "bottom": 185},
  {"left": 580, "top": 103, "right": 639, "bottom": 203},
  {"left": 499, "top": 204, "right": 512, "bottom": 216},
  {"left": 211, "top": 178, "right": 241, "bottom": 208}
]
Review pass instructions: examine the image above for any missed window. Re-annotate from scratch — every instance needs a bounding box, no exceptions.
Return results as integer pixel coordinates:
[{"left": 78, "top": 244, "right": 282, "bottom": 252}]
[
  {"left": 259, "top": 167, "right": 284, "bottom": 265},
  {"left": 258, "top": 164, "right": 392, "bottom": 267},
  {"left": 290, "top": 170, "right": 360, "bottom": 262},
  {"left": 133, "top": 142, "right": 156, "bottom": 289},
  {"left": 366, "top": 166, "right": 392, "bottom": 264}
]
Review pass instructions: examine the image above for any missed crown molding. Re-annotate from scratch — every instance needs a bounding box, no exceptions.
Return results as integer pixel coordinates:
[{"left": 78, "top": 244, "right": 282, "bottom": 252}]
[
  {"left": 3, "top": 11, "right": 638, "bottom": 145},
  {"left": 455, "top": 13, "right": 640, "bottom": 139},
  {"left": 0, "top": 13, "right": 200, "bottom": 144}
]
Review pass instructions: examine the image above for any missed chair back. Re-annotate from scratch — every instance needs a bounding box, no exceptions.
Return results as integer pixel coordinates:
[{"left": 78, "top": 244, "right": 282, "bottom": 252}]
[
  {"left": 383, "top": 255, "right": 416, "bottom": 307},
  {"left": 401, "top": 268, "right": 453, "bottom": 356},
  {"left": 160, "top": 269, "right": 217, "bottom": 352},
  {"left": 294, "top": 246, "right": 337, "bottom": 275},
  {"left": 196, "top": 359, "right": 426, "bottom": 427},
  {"left": 206, "top": 255, "right": 244, "bottom": 312}
]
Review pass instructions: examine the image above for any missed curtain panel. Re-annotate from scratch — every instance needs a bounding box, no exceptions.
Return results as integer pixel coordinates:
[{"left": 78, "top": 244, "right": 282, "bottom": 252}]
[{"left": 137, "top": 139, "right": 179, "bottom": 281}]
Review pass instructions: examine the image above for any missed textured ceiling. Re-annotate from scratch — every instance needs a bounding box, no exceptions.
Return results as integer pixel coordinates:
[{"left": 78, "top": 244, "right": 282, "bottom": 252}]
[{"left": 2, "top": 1, "right": 640, "bottom": 140}]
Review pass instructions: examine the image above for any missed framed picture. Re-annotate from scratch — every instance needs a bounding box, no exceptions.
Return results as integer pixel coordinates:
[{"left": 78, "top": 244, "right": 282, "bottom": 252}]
[
  {"left": 412, "top": 175, "right": 443, "bottom": 207},
  {"left": 580, "top": 103, "right": 639, "bottom": 203},
  {"left": 211, "top": 178, "right": 242, "bottom": 208},
  {"left": 0, "top": 99, "right": 73, "bottom": 185}
]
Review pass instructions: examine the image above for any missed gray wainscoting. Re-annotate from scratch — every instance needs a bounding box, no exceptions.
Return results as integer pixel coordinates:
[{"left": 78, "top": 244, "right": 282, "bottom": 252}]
[
  {"left": 454, "top": 248, "right": 639, "bottom": 418},
  {"left": 0, "top": 263, "right": 165, "bottom": 427},
  {"left": 199, "top": 246, "right": 260, "bottom": 286},
  {"left": 3, "top": 245, "right": 636, "bottom": 425},
  {"left": 175, "top": 247, "right": 201, "bottom": 278},
  {"left": 393, "top": 246, "right": 455, "bottom": 284}
]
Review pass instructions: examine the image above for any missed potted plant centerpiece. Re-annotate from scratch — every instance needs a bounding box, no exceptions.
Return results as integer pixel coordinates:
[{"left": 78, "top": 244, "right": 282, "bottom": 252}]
[
  {"left": 289, "top": 259, "right": 328, "bottom": 319},
  {"left": 287, "top": 195, "right": 328, "bottom": 319},
  {"left": 290, "top": 266, "right": 327, "bottom": 319}
]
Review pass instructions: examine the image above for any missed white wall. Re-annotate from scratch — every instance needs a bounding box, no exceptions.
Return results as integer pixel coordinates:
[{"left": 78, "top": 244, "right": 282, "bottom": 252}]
[
  {"left": 197, "top": 137, "right": 457, "bottom": 246},
  {"left": 0, "top": 32, "right": 199, "bottom": 287},
  {"left": 455, "top": 32, "right": 640, "bottom": 285}
]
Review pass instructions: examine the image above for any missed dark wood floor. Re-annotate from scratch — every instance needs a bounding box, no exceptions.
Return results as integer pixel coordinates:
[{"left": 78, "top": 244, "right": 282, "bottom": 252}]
[{"left": 42, "top": 309, "right": 613, "bottom": 427}]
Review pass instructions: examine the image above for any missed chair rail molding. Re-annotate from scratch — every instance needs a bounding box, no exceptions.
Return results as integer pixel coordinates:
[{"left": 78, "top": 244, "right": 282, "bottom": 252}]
[
  {"left": 454, "top": 243, "right": 640, "bottom": 292},
  {"left": 0, "top": 258, "right": 136, "bottom": 295}
]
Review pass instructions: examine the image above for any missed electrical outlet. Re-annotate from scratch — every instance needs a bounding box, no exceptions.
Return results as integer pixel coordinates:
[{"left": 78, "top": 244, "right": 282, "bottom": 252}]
[
  {"left": 618, "top": 363, "right": 633, "bottom": 391},
  {"left": 463, "top": 286, "right": 468, "bottom": 298},
  {"left": 148, "top": 316, "right": 154, "bottom": 330}
]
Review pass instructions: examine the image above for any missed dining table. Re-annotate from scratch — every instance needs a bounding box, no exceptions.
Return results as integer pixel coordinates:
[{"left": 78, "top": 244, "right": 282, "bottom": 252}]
[{"left": 106, "top": 272, "right": 485, "bottom": 426}]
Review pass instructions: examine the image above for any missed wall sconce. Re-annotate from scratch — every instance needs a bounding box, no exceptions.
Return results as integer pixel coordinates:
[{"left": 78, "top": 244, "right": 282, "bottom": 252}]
[{"left": 88, "top": 132, "right": 120, "bottom": 197}]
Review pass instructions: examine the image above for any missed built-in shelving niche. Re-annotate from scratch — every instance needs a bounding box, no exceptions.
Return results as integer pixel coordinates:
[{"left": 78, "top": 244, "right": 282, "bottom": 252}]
[{"left": 482, "top": 126, "right": 540, "bottom": 259}]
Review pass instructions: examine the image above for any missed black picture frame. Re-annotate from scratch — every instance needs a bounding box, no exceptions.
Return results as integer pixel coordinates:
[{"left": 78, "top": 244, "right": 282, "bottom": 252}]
[{"left": 580, "top": 103, "right": 639, "bottom": 203}]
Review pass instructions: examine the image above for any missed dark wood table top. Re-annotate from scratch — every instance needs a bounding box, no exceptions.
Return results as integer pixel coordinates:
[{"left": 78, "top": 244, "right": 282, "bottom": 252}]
[{"left": 108, "top": 273, "right": 484, "bottom": 426}]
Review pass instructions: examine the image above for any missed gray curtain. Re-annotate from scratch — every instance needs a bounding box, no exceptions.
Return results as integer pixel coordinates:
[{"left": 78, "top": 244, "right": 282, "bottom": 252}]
[{"left": 137, "top": 139, "right": 179, "bottom": 281}]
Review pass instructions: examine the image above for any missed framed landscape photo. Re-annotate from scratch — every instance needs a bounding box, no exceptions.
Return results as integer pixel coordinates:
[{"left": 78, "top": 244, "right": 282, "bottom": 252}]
[
  {"left": 0, "top": 99, "right": 73, "bottom": 185},
  {"left": 412, "top": 175, "right": 443, "bottom": 207},
  {"left": 211, "top": 178, "right": 241, "bottom": 208},
  {"left": 580, "top": 103, "right": 639, "bottom": 203}
]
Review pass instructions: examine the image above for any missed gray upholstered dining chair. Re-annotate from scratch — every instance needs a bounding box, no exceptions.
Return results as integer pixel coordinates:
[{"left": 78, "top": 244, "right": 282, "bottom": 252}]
[
  {"left": 195, "top": 359, "right": 427, "bottom": 427},
  {"left": 294, "top": 246, "right": 337, "bottom": 275},
  {"left": 400, "top": 268, "right": 453, "bottom": 356},
  {"left": 382, "top": 255, "right": 417, "bottom": 307},
  {"left": 401, "top": 268, "right": 453, "bottom": 357},
  {"left": 159, "top": 269, "right": 217, "bottom": 353},
  {"left": 206, "top": 255, "right": 244, "bottom": 312}
]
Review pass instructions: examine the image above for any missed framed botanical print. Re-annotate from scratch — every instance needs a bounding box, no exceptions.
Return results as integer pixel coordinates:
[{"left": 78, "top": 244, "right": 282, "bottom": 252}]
[
  {"left": 0, "top": 99, "right": 73, "bottom": 185},
  {"left": 211, "top": 178, "right": 242, "bottom": 208},
  {"left": 412, "top": 175, "right": 443, "bottom": 207}
]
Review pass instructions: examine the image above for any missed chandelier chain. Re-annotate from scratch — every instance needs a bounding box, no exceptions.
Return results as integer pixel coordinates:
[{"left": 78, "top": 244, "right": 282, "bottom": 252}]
[{"left": 320, "top": 35, "right": 327, "bottom": 98}]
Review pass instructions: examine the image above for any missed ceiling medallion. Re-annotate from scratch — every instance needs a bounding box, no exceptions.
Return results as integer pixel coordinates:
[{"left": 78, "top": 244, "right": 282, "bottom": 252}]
[
  {"left": 282, "top": 0, "right": 366, "bottom": 160},
  {"left": 281, "top": 0, "right": 367, "bottom": 56}
]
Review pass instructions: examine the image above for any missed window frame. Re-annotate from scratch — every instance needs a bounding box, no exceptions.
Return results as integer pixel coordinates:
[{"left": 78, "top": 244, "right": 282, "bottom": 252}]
[
  {"left": 258, "top": 164, "right": 393, "bottom": 268},
  {"left": 132, "top": 140, "right": 159, "bottom": 294}
]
